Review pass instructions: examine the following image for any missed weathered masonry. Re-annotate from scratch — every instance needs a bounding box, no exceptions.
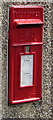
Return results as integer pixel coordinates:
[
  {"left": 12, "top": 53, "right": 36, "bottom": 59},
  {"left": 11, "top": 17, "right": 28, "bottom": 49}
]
[{"left": 0, "top": 1, "right": 52, "bottom": 120}]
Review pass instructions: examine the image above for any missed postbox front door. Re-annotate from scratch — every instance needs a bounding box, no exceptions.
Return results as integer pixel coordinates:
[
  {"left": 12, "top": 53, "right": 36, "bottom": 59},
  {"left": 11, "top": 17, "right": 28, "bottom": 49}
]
[{"left": 9, "top": 6, "right": 44, "bottom": 104}]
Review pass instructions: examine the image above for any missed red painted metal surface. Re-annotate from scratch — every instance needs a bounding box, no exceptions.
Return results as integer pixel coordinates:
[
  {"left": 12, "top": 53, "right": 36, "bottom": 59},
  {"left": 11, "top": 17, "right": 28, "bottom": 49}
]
[{"left": 9, "top": 6, "right": 44, "bottom": 104}]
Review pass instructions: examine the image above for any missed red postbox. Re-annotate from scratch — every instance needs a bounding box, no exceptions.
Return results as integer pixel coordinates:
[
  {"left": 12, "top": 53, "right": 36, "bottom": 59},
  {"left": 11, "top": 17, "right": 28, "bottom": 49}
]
[{"left": 9, "top": 6, "right": 44, "bottom": 104}]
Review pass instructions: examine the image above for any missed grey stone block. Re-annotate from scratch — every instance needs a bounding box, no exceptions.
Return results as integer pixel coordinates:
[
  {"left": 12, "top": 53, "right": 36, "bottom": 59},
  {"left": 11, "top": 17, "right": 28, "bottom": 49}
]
[{"left": 0, "top": 1, "right": 52, "bottom": 120}]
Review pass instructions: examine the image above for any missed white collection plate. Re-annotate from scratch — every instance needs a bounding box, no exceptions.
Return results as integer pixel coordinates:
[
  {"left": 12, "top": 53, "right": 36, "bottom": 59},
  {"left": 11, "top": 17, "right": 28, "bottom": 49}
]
[{"left": 20, "top": 55, "right": 33, "bottom": 87}]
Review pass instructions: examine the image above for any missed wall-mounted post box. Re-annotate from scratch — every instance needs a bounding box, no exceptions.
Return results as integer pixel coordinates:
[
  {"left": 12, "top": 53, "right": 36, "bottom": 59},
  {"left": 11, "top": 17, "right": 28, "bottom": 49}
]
[{"left": 9, "top": 6, "right": 44, "bottom": 104}]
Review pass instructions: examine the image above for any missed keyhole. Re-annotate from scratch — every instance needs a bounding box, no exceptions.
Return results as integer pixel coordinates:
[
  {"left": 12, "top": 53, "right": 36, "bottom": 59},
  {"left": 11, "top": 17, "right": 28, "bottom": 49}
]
[{"left": 26, "top": 46, "right": 30, "bottom": 52}]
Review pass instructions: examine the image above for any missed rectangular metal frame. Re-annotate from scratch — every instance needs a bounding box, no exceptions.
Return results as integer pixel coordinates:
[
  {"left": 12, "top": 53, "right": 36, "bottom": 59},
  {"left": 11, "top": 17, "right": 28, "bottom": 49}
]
[{"left": 9, "top": 6, "right": 44, "bottom": 104}]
